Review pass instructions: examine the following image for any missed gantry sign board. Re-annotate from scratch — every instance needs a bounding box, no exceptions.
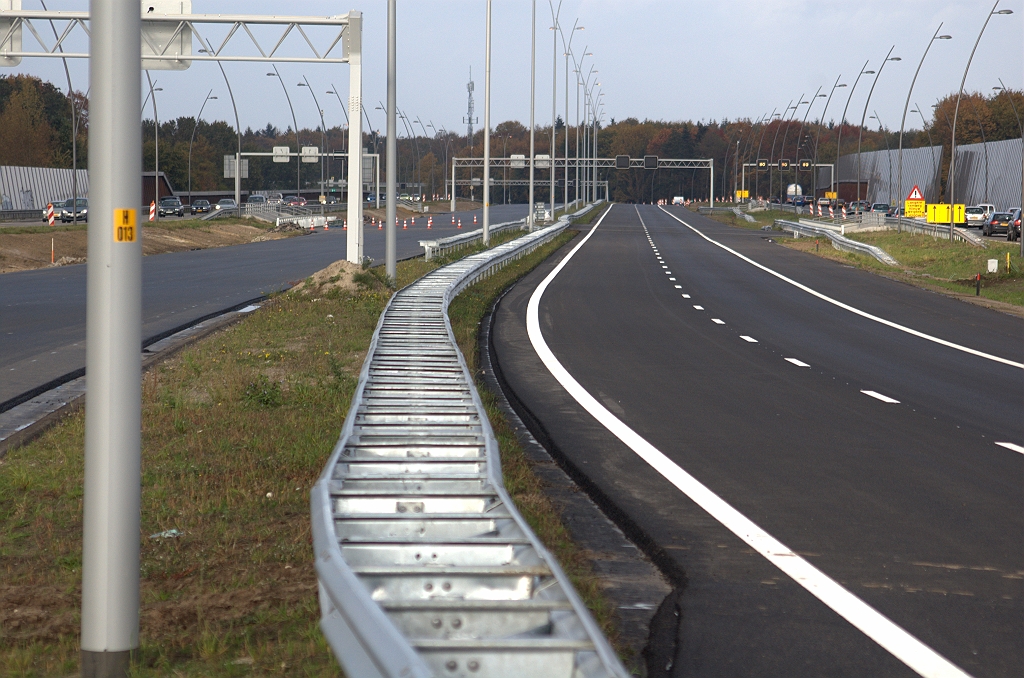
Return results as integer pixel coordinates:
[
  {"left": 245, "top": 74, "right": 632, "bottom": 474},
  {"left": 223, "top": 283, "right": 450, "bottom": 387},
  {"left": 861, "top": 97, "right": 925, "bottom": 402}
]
[
  {"left": 453, "top": 156, "right": 714, "bottom": 170},
  {"left": 756, "top": 159, "right": 769, "bottom": 170},
  {"left": 904, "top": 185, "right": 926, "bottom": 219}
]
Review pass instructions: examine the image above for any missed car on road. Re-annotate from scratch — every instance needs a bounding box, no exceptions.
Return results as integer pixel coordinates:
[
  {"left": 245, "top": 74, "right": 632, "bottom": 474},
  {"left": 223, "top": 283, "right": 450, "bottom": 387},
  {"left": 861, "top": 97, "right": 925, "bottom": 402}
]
[
  {"left": 869, "top": 203, "right": 890, "bottom": 213},
  {"left": 42, "top": 199, "right": 68, "bottom": 221},
  {"left": 190, "top": 199, "right": 211, "bottom": 214},
  {"left": 158, "top": 196, "right": 185, "bottom": 217},
  {"left": 246, "top": 194, "right": 267, "bottom": 206},
  {"left": 214, "top": 198, "right": 237, "bottom": 212},
  {"left": 1006, "top": 208, "right": 1021, "bottom": 241},
  {"left": 965, "top": 204, "right": 996, "bottom": 228},
  {"left": 60, "top": 198, "right": 88, "bottom": 222},
  {"left": 284, "top": 195, "right": 307, "bottom": 206},
  {"left": 982, "top": 212, "right": 1013, "bottom": 237},
  {"left": 267, "top": 193, "right": 283, "bottom": 206}
]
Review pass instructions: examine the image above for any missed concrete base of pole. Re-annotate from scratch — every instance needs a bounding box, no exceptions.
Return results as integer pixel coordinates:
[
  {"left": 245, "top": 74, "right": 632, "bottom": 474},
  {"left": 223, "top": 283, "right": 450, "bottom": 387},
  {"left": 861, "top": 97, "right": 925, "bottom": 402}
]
[{"left": 81, "top": 650, "right": 132, "bottom": 677}]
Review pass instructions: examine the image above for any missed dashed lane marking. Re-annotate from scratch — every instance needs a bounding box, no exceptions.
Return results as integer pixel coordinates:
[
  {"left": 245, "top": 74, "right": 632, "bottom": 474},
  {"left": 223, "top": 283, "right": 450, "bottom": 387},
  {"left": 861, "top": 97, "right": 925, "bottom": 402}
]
[
  {"left": 740, "top": 335, "right": 758, "bottom": 343},
  {"left": 785, "top": 358, "right": 811, "bottom": 367},
  {"left": 528, "top": 203, "right": 973, "bottom": 678},
  {"left": 861, "top": 390, "right": 900, "bottom": 404},
  {"left": 994, "top": 442, "right": 1024, "bottom": 454},
  {"left": 712, "top": 319, "right": 725, "bottom": 325},
  {"left": 693, "top": 305, "right": 704, "bottom": 310}
]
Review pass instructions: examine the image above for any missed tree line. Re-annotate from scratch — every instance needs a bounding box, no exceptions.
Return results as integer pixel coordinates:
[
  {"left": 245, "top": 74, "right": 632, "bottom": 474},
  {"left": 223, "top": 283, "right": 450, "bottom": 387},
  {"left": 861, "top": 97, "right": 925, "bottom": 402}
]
[{"left": 1, "top": 74, "right": 1020, "bottom": 205}]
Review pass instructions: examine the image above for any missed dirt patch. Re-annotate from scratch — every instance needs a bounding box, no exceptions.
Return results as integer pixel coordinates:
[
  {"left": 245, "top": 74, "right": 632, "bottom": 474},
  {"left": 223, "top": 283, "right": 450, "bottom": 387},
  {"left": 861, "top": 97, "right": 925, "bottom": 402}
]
[
  {"left": 0, "top": 221, "right": 298, "bottom": 274},
  {"left": 295, "top": 259, "right": 361, "bottom": 295}
]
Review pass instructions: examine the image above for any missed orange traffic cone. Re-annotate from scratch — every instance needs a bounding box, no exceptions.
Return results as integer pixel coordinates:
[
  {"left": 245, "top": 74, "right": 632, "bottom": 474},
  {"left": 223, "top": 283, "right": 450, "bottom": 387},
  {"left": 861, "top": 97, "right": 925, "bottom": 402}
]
[
  {"left": 324, "top": 221, "right": 329, "bottom": 230},
  {"left": 451, "top": 215, "right": 455, "bottom": 224},
  {"left": 343, "top": 220, "right": 347, "bottom": 230},
  {"left": 473, "top": 214, "right": 477, "bottom": 225},
  {"left": 427, "top": 217, "right": 432, "bottom": 229},
  {"left": 403, "top": 219, "right": 407, "bottom": 230},
  {"left": 457, "top": 219, "right": 462, "bottom": 229},
  {"left": 411, "top": 217, "right": 415, "bottom": 228}
]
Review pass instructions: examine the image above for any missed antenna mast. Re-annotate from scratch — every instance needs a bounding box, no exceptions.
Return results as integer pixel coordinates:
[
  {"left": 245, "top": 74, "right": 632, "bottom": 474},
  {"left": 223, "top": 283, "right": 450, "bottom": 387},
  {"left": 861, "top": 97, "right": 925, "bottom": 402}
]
[{"left": 464, "top": 67, "right": 478, "bottom": 150}]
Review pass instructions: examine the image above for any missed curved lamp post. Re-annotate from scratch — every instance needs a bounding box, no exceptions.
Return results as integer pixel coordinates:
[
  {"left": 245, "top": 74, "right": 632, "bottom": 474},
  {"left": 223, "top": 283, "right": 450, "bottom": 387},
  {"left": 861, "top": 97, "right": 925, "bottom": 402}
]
[
  {"left": 200, "top": 42, "right": 241, "bottom": 209},
  {"left": 857, "top": 47, "right": 901, "bottom": 206},
  {"left": 870, "top": 112, "right": 893, "bottom": 202},
  {"left": 768, "top": 101, "right": 794, "bottom": 200},
  {"left": 754, "top": 110, "right": 780, "bottom": 199},
  {"left": 835, "top": 61, "right": 872, "bottom": 209},
  {"left": 187, "top": 90, "right": 217, "bottom": 207},
  {"left": 795, "top": 90, "right": 826, "bottom": 200},
  {"left": 779, "top": 97, "right": 806, "bottom": 200},
  {"left": 910, "top": 105, "right": 939, "bottom": 201},
  {"left": 812, "top": 77, "right": 846, "bottom": 201},
  {"left": 267, "top": 67, "right": 301, "bottom": 197},
  {"left": 897, "top": 26, "right": 950, "bottom": 224},
  {"left": 949, "top": 1, "right": 1013, "bottom": 238},
  {"left": 559, "top": 21, "right": 583, "bottom": 209},
  {"left": 298, "top": 76, "right": 327, "bottom": 210},
  {"left": 144, "top": 74, "right": 162, "bottom": 220}
]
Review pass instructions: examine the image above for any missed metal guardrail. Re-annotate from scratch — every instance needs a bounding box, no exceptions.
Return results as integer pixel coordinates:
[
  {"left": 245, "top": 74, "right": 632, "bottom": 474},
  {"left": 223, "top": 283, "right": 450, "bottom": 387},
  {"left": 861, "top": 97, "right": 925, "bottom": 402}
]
[
  {"left": 775, "top": 219, "right": 900, "bottom": 266},
  {"left": 419, "top": 219, "right": 527, "bottom": 260},
  {"left": 311, "top": 204, "right": 627, "bottom": 678},
  {"left": 883, "top": 217, "right": 986, "bottom": 248},
  {"left": 0, "top": 209, "right": 45, "bottom": 223}
]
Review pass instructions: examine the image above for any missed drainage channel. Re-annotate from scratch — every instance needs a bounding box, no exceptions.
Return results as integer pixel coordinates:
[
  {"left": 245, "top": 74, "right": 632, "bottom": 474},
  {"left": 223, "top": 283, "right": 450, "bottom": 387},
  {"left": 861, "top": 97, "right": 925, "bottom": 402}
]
[{"left": 310, "top": 206, "right": 626, "bottom": 677}]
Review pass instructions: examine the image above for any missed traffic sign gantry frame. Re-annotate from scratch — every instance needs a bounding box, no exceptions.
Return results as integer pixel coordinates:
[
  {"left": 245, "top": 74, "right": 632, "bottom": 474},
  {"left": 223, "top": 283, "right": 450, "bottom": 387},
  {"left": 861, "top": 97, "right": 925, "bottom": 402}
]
[{"left": 0, "top": 5, "right": 364, "bottom": 676}]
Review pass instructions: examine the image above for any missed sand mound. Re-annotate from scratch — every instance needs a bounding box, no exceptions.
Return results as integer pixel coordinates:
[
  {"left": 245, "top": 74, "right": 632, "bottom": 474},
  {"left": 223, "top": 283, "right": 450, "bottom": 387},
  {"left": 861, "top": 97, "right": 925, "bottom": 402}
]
[{"left": 297, "top": 259, "right": 361, "bottom": 295}]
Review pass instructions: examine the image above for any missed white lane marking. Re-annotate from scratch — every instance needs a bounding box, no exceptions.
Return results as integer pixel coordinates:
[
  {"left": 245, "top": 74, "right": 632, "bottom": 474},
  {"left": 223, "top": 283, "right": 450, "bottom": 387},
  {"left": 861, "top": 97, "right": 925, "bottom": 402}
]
[
  {"left": 786, "top": 358, "right": 811, "bottom": 367},
  {"left": 237, "top": 305, "right": 260, "bottom": 313},
  {"left": 693, "top": 305, "right": 704, "bottom": 310},
  {"left": 682, "top": 294, "right": 691, "bottom": 299},
  {"left": 665, "top": 271, "right": 672, "bottom": 275},
  {"left": 740, "top": 335, "right": 758, "bottom": 343},
  {"left": 674, "top": 285, "right": 682, "bottom": 289},
  {"left": 530, "top": 204, "right": 973, "bottom": 678},
  {"left": 861, "top": 390, "right": 901, "bottom": 404},
  {"left": 658, "top": 206, "right": 1023, "bottom": 371},
  {"left": 995, "top": 442, "right": 1024, "bottom": 454},
  {"left": 712, "top": 318, "right": 725, "bottom": 325},
  {"left": 662, "top": 265, "right": 668, "bottom": 269},
  {"left": 669, "top": 277, "right": 677, "bottom": 281}
]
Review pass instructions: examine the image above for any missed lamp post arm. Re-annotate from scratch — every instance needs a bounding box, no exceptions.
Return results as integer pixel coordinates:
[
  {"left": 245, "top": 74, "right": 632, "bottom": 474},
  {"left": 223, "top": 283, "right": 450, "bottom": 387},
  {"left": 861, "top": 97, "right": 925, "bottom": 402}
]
[
  {"left": 188, "top": 89, "right": 214, "bottom": 205},
  {"left": 813, "top": 75, "right": 843, "bottom": 199},
  {"left": 857, "top": 45, "right": 895, "bottom": 204},
  {"left": 898, "top": 24, "right": 943, "bottom": 209},
  {"left": 835, "top": 60, "right": 870, "bottom": 204}
]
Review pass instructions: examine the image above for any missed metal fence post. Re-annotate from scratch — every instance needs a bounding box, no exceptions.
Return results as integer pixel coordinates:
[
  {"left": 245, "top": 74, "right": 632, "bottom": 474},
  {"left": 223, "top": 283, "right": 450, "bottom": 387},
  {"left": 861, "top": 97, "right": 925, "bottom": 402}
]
[{"left": 81, "top": 0, "right": 142, "bottom": 674}]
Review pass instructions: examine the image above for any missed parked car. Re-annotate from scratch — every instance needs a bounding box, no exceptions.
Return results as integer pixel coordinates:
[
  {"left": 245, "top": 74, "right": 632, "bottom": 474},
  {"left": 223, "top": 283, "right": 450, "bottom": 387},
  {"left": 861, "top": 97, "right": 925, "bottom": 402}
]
[
  {"left": 246, "top": 194, "right": 268, "bottom": 206},
  {"left": 158, "top": 196, "right": 185, "bottom": 217},
  {"left": 1006, "top": 208, "right": 1021, "bottom": 241},
  {"left": 982, "top": 212, "right": 1013, "bottom": 237},
  {"left": 214, "top": 198, "right": 237, "bottom": 211},
  {"left": 191, "top": 199, "right": 211, "bottom": 214},
  {"left": 61, "top": 198, "right": 88, "bottom": 222},
  {"left": 43, "top": 199, "right": 68, "bottom": 221}
]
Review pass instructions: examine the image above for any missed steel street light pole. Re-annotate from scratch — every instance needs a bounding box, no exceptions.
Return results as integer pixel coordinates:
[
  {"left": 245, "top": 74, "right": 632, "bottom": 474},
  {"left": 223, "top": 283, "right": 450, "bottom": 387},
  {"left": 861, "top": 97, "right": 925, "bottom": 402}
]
[
  {"left": 187, "top": 90, "right": 216, "bottom": 207},
  {"left": 528, "top": 0, "right": 536, "bottom": 230},
  {"left": 835, "top": 61, "right": 872, "bottom": 208},
  {"left": 386, "top": 0, "right": 397, "bottom": 277},
  {"left": 812, "top": 77, "right": 845, "bottom": 201},
  {"left": 200, "top": 42, "right": 241, "bottom": 209},
  {"left": 857, "top": 47, "right": 900, "bottom": 206},
  {"left": 483, "top": 0, "right": 492, "bottom": 243},
  {"left": 81, "top": 1, "right": 142, "bottom": 673},
  {"left": 949, "top": 1, "right": 1013, "bottom": 239},
  {"left": 897, "top": 26, "right": 950, "bottom": 228},
  {"left": 267, "top": 67, "right": 301, "bottom": 198},
  {"left": 298, "top": 76, "right": 327, "bottom": 212},
  {"left": 549, "top": 0, "right": 562, "bottom": 218}
]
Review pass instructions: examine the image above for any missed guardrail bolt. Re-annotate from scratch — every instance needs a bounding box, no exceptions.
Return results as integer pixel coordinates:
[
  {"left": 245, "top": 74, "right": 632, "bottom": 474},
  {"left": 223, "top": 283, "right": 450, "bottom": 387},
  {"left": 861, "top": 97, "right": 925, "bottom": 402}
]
[{"left": 446, "top": 660, "right": 458, "bottom": 671}]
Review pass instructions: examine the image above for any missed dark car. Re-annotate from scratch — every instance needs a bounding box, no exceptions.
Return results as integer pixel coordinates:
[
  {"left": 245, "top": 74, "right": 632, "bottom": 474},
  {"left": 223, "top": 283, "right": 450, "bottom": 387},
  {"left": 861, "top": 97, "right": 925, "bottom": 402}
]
[
  {"left": 191, "top": 199, "right": 211, "bottom": 214},
  {"left": 158, "top": 196, "right": 185, "bottom": 217},
  {"left": 61, "top": 198, "right": 89, "bottom": 223},
  {"left": 285, "top": 195, "right": 307, "bottom": 206},
  {"left": 982, "top": 212, "right": 1012, "bottom": 237},
  {"left": 1006, "top": 208, "right": 1021, "bottom": 241},
  {"left": 43, "top": 199, "right": 68, "bottom": 221}
]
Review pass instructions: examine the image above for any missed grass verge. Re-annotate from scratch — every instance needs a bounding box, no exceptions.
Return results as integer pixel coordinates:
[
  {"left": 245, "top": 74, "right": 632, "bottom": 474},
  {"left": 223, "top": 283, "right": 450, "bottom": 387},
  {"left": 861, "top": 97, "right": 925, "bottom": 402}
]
[
  {"left": 0, "top": 219, "right": 613, "bottom": 676},
  {"left": 699, "top": 208, "right": 1024, "bottom": 310}
]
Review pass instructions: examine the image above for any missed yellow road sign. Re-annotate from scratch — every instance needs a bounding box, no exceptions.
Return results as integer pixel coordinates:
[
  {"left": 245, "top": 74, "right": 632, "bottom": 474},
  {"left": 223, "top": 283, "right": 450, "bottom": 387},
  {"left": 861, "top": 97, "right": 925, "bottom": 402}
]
[
  {"left": 825, "top": 191, "right": 837, "bottom": 200},
  {"left": 904, "top": 199, "right": 926, "bottom": 218},
  {"left": 113, "top": 208, "right": 137, "bottom": 243},
  {"left": 735, "top": 190, "right": 749, "bottom": 199}
]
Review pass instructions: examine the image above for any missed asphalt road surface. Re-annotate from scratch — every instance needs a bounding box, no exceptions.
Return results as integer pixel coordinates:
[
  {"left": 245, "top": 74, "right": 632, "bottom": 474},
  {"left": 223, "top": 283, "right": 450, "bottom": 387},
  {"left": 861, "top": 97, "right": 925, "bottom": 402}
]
[
  {"left": 491, "top": 204, "right": 1022, "bottom": 677},
  {"left": 0, "top": 203, "right": 532, "bottom": 407}
]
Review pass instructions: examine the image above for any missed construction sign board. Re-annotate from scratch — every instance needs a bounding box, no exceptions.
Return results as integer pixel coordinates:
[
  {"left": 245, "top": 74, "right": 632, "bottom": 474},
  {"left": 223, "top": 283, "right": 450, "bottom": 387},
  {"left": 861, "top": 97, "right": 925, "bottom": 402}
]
[
  {"left": 927, "top": 204, "right": 965, "bottom": 224},
  {"left": 735, "top": 190, "right": 749, "bottom": 199},
  {"left": 904, "top": 185, "right": 926, "bottom": 218},
  {"left": 825, "top": 191, "right": 837, "bottom": 200}
]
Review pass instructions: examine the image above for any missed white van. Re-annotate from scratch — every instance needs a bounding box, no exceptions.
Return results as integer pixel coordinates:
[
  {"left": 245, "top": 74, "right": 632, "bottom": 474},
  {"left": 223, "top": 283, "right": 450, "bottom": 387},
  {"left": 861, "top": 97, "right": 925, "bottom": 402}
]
[{"left": 966, "top": 204, "right": 995, "bottom": 227}]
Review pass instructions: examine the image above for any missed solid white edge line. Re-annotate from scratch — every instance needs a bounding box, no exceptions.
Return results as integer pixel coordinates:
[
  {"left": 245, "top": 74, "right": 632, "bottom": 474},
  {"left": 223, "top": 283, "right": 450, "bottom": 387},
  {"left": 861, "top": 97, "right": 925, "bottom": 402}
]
[
  {"left": 994, "top": 442, "right": 1024, "bottom": 454},
  {"left": 526, "top": 203, "right": 972, "bottom": 678},
  {"left": 657, "top": 206, "right": 1024, "bottom": 371},
  {"left": 786, "top": 358, "right": 811, "bottom": 367},
  {"left": 861, "top": 390, "right": 901, "bottom": 404}
]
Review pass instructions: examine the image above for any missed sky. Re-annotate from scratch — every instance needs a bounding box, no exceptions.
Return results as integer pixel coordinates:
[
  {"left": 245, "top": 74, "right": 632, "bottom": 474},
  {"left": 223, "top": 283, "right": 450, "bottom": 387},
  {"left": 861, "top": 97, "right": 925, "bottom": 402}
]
[{"left": 4, "top": 1, "right": 1022, "bottom": 139}]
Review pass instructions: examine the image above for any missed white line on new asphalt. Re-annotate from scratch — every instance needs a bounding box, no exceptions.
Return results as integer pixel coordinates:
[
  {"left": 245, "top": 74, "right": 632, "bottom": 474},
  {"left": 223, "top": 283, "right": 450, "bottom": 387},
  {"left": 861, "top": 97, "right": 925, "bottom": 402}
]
[
  {"left": 526, "top": 204, "right": 971, "bottom": 678},
  {"left": 682, "top": 294, "right": 691, "bottom": 299},
  {"left": 786, "top": 358, "right": 811, "bottom": 367},
  {"left": 712, "top": 319, "right": 725, "bottom": 325},
  {"left": 994, "top": 442, "right": 1024, "bottom": 454},
  {"left": 861, "top": 390, "right": 901, "bottom": 404},
  {"left": 740, "top": 335, "right": 758, "bottom": 343},
  {"left": 658, "top": 206, "right": 1024, "bottom": 371}
]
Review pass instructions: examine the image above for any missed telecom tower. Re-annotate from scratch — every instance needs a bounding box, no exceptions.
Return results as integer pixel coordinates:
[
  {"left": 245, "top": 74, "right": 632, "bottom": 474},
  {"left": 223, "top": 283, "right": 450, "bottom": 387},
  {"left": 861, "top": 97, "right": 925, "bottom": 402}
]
[{"left": 464, "top": 67, "right": 477, "bottom": 148}]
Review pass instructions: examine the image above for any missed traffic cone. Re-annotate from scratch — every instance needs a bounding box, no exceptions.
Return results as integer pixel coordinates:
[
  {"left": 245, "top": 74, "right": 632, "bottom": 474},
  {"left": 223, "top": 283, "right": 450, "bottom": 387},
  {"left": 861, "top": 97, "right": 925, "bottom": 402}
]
[
  {"left": 378, "top": 219, "right": 382, "bottom": 230},
  {"left": 473, "top": 214, "right": 477, "bottom": 225},
  {"left": 451, "top": 215, "right": 455, "bottom": 224},
  {"left": 343, "top": 220, "right": 347, "bottom": 230},
  {"left": 403, "top": 219, "right": 407, "bottom": 230},
  {"left": 324, "top": 221, "right": 329, "bottom": 230},
  {"left": 457, "top": 219, "right": 462, "bottom": 229},
  {"left": 427, "top": 217, "right": 432, "bottom": 229},
  {"left": 411, "top": 217, "right": 416, "bottom": 228}
]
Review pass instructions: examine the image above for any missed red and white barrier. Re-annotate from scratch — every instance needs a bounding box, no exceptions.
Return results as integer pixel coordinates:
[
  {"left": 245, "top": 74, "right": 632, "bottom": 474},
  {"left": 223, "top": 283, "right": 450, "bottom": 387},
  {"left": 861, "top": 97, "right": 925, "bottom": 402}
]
[
  {"left": 149, "top": 201, "right": 156, "bottom": 222},
  {"left": 46, "top": 203, "right": 54, "bottom": 227}
]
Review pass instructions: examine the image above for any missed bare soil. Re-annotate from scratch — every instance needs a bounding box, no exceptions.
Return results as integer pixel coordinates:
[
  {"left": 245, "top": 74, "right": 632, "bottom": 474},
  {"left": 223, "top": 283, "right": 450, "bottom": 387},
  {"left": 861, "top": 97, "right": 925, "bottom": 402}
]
[
  {"left": 296, "top": 259, "right": 362, "bottom": 295},
  {"left": 0, "top": 221, "right": 299, "bottom": 274}
]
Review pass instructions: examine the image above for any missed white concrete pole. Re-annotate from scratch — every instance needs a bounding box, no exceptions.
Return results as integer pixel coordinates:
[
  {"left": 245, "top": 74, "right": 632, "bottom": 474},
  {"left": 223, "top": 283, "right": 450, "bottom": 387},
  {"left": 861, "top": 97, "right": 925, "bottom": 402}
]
[
  {"left": 81, "top": 0, "right": 142, "bottom": 674},
  {"left": 347, "top": 11, "right": 364, "bottom": 264},
  {"left": 483, "top": 0, "right": 491, "bottom": 243}
]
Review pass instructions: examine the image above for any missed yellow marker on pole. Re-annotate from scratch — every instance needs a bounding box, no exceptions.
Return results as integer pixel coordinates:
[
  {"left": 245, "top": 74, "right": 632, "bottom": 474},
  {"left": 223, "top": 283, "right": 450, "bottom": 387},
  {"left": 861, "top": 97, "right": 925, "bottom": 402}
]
[{"left": 114, "top": 208, "right": 137, "bottom": 243}]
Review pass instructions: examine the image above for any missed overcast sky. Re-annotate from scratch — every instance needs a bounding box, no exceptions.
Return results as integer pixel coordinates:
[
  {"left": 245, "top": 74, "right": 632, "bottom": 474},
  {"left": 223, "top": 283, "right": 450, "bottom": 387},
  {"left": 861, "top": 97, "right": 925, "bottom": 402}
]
[{"left": 8, "top": 1, "right": 1023, "bottom": 138}]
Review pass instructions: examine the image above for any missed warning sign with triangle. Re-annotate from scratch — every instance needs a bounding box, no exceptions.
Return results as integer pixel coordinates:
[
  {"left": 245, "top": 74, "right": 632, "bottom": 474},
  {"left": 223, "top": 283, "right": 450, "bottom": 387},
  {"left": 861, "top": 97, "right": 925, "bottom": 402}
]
[{"left": 906, "top": 185, "right": 925, "bottom": 201}]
